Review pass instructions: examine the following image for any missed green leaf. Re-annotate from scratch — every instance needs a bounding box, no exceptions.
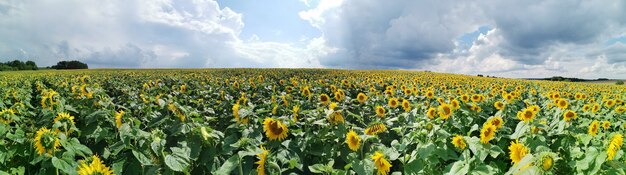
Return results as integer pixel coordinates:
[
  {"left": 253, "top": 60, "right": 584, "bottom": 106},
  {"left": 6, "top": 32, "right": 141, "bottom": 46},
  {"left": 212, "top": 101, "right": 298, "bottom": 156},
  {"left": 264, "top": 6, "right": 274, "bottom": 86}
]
[
  {"left": 51, "top": 157, "right": 75, "bottom": 175},
  {"left": 165, "top": 154, "right": 189, "bottom": 172},
  {"left": 447, "top": 160, "right": 469, "bottom": 175},
  {"left": 352, "top": 159, "right": 374, "bottom": 175},
  {"left": 132, "top": 150, "right": 153, "bottom": 166},
  {"left": 213, "top": 155, "right": 239, "bottom": 175}
]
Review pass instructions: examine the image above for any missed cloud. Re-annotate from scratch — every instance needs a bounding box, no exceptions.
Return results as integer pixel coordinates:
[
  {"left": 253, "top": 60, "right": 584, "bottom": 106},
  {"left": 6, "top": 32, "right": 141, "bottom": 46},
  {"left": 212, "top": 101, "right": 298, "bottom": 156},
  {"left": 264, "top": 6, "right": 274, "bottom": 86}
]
[{"left": 0, "top": 0, "right": 324, "bottom": 68}]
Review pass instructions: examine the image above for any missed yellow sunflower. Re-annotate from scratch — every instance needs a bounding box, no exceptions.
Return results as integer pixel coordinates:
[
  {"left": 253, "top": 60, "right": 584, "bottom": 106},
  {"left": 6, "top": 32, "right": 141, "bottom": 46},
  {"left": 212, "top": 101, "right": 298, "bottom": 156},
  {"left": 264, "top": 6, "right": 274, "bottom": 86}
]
[
  {"left": 319, "top": 94, "right": 330, "bottom": 106},
  {"left": 375, "top": 106, "right": 386, "bottom": 118},
  {"left": 452, "top": 135, "right": 467, "bottom": 150},
  {"left": 607, "top": 133, "right": 623, "bottom": 160},
  {"left": 357, "top": 93, "right": 368, "bottom": 103},
  {"left": 329, "top": 102, "right": 338, "bottom": 110},
  {"left": 54, "top": 112, "right": 75, "bottom": 133},
  {"left": 292, "top": 105, "right": 300, "bottom": 122},
  {"left": 425, "top": 91, "right": 434, "bottom": 98},
  {"left": 480, "top": 123, "right": 497, "bottom": 144},
  {"left": 232, "top": 103, "right": 240, "bottom": 121},
  {"left": 345, "top": 130, "right": 361, "bottom": 151},
  {"left": 588, "top": 120, "right": 599, "bottom": 136},
  {"left": 591, "top": 103, "right": 601, "bottom": 113},
  {"left": 114, "top": 110, "right": 124, "bottom": 129},
  {"left": 262, "top": 118, "right": 289, "bottom": 141},
  {"left": 556, "top": 98, "right": 568, "bottom": 109},
  {"left": 450, "top": 99, "right": 460, "bottom": 109},
  {"left": 256, "top": 146, "right": 269, "bottom": 175},
  {"left": 582, "top": 104, "right": 590, "bottom": 112},
  {"left": 327, "top": 111, "right": 345, "bottom": 125},
  {"left": 494, "top": 101, "right": 505, "bottom": 111},
  {"left": 602, "top": 121, "right": 610, "bottom": 129},
  {"left": 34, "top": 127, "right": 60, "bottom": 155},
  {"left": 371, "top": 151, "right": 392, "bottom": 175},
  {"left": 77, "top": 155, "right": 114, "bottom": 175},
  {"left": 563, "top": 110, "right": 577, "bottom": 122},
  {"left": 426, "top": 108, "right": 436, "bottom": 119},
  {"left": 438, "top": 103, "right": 453, "bottom": 120},
  {"left": 489, "top": 116, "right": 504, "bottom": 129},
  {"left": 517, "top": 108, "right": 536, "bottom": 123},
  {"left": 388, "top": 98, "right": 399, "bottom": 108},
  {"left": 365, "top": 123, "right": 386, "bottom": 135},
  {"left": 540, "top": 154, "right": 555, "bottom": 171},
  {"left": 615, "top": 106, "right": 626, "bottom": 114},
  {"left": 508, "top": 139, "right": 528, "bottom": 164},
  {"left": 401, "top": 99, "right": 411, "bottom": 112},
  {"left": 461, "top": 94, "right": 470, "bottom": 102}
]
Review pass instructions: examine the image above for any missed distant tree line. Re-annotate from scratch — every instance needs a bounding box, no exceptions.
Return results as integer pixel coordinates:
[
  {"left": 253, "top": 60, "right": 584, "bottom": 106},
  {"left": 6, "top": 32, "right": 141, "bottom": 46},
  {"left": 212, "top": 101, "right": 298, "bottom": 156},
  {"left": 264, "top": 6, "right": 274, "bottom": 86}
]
[
  {"left": 50, "top": 60, "right": 88, "bottom": 69},
  {"left": 0, "top": 60, "right": 38, "bottom": 71}
]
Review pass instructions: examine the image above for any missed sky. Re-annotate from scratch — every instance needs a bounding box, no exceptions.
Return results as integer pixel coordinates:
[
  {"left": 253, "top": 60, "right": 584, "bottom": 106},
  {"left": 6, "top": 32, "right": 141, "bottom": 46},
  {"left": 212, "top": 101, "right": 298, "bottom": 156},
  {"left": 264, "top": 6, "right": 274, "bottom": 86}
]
[{"left": 0, "top": 0, "right": 625, "bottom": 79}]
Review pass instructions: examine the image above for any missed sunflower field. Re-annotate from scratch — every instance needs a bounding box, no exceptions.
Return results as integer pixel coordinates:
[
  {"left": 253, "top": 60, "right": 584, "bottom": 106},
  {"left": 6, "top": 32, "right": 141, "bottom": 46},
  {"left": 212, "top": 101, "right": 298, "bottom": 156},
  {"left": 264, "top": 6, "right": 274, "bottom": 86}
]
[{"left": 0, "top": 69, "right": 624, "bottom": 175}]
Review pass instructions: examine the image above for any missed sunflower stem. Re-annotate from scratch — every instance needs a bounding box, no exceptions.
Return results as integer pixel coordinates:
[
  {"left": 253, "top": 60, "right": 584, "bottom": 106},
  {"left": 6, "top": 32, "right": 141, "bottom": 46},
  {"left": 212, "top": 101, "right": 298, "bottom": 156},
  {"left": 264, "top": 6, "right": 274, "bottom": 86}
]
[{"left": 238, "top": 155, "right": 243, "bottom": 175}]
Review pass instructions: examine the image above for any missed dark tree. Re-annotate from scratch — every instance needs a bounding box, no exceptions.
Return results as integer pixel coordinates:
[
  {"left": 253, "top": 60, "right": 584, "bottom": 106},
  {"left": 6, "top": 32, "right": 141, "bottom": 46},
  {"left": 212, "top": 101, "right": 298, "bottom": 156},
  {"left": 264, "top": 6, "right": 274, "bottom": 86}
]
[
  {"left": 0, "top": 60, "right": 38, "bottom": 71},
  {"left": 51, "top": 60, "right": 88, "bottom": 69}
]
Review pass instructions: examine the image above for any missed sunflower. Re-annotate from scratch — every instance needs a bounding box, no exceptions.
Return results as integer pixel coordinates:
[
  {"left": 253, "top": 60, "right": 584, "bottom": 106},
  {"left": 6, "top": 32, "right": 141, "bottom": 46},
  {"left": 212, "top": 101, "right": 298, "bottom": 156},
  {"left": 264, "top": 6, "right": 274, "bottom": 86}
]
[
  {"left": 114, "top": 110, "right": 124, "bottom": 129},
  {"left": 425, "top": 91, "right": 434, "bottom": 98},
  {"left": 426, "top": 108, "right": 436, "bottom": 119},
  {"left": 329, "top": 102, "right": 338, "bottom": 110},
  {"left": 256, "top": 146, "right": 269, "bottom": 175},
  {"left": 401, "top": 99, "right": 411, "bottom": 112},
  {"left": 563, "top": 110, "right": 577, "bottom": 122},
  {"left": 539, "top": 154, "right": 554, "bottom": 171},
  {"left": 357, "top": 93, "right": 368, "bottom": 103},
  {"left": 517, "top": 108, "right": 536, "bottom": 123},
  {"left": 591, "top": 103, "right": 600, "bottom": 113},
  {"left": 461, "top": 94, "right": 470, "bottom": 102},
  {"left": 388, "top": 98, "right": 399, "bottom": 108},
  {"left": 345, "top": 130, "right": 361, "bottom": 151},
  {"left": 480, "top": 123, "right": 497, "bottom": 144},
  {"left": 438, "top": 103, "right": 453, "bottom": 120},
  {"left": 365, "top": 123, "right": 386, "bottom": 135},
  {"left": 375, "top": 106, "right": 386, "bottom": 117},
  {"left": 470, "top": 104, "right": 482, "bottom": 112},
  {"left": 292, "top": 105, "right": 300, "bottom": 122},
  {"left": 319, "top": 94, "right": 330, "bottom": 106},
  {"left": 605, "top": 99, "right": 616, "bottom": 108},
  {"left": 602, "top": 121, "right": 610, "bottom": 129},
  {"left": 489, "top": 116, "right": 504, "bottom": 129},
  {"left": 588, "top": 120, "right": 599, "bottom": 136},
  {"left": 615, "top": 106, "right": 626, "bottom": 114},
  {"left": 508, "top": 139, "right": 528, "bottom": 164},
  {"left": 582, "top": 104, "right": 590, "bottom": 112},
  {"left": 76, "top": 155, "right": 114, "bottom": 175},
  {"left": 232, "top": 103, "right": 240, "bottom": 121},
  {"left": 34, "top": 127, "right": 60, "bottom": 155},
  {"left": 607, "top": 133, "right": 623, "bottom": 160},
  {"left": 494, "top": 101, "right": 505, "bottom": 110},
  {"left": 371, "top": 151, "right": 392, "bottom": 175},
  {"left": 327, "top": 111, "right": 345, "bottom": 125},
  {"left": 262, "top": 118, "right": 289, "bottom": 141},
  {"left": 452, "top": 135, "right": 467, "bottom": 150},
  {"left": 471, "top": 94, "right": 482, "bottom": 103},
  {"left": 556, "top": 98, "right": 568, "bottom": 109},
  {"left": 449, "top": 99, "right": 459, "bottom": 109}
]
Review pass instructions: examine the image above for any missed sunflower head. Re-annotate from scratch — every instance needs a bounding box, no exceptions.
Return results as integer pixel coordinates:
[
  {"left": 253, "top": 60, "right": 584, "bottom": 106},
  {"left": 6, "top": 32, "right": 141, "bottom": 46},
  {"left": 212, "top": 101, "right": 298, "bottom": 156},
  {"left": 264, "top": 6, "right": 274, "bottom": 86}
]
[
  {"left": 592, "top": 103, "right": 600, "bottom": 113},
  {"left": 256, "top": 146, "right": 269, "bottom": 175},
  {"left": 451, "top": 135, "right": 467, "bottom": 150},
  {"left": 539, "top": 153, "right": 556, "bottom": 171},
  {"left": 375, "top": 106, "right": 386, "bottom": 117},
  {"left": 489, "top": 116, "right": 504, "bottom": 129},
  {"left": 345, "top": 130, "right": 361, "bottom": 151},
  {"left": 425, "top": 91, "right": 434, "bottom": 98},
  {"left": 607, "top": 133, "right": 623, "bottom": 160},
  {"left": 556, "top": 98, "right": 569, "bottom": 109},
  {"left": 425, "top": 108, "right": 436, "bottom": 119},
  {"left": 388, "top": 98, "right": 399, "bottom": 108},
  {"left": 357, "top": 93, "right": 368, "bottom": 103},
  {"left": 480, "top": 123, "right": 497, "bottom": 144},
  {"left": 492, "top": 102, "right": 504, "bottom": 111},
  {"left": 518, "top": 108, "right": 536, "bottom": 122},
  {"left": 371, "top": 151, "right": 392, "bottom": 175},
  {"left": 602, "top": 121, "right": 611, "bottom": 129},
  {"left": 365, "top": 123, "right": 386, "bottom": 135},
  {"left": 401, "top": 99, "right": 411, "bottom": 112},
  {"left": 262, "top": 118, "right": 289, "bottom": 141},
  {"left": 588, "top": 121, "right": 599, "bottom": 136},
  {"left": 508, "top": 139, "right": 529, "bottom": 164},
  {"left": 77, "top": 155, "right": 114, "bottom": 175},
  {"left": 319, "top": 94, "right": 330, "bottom": 105},
  {"left": 327, "top": 111, "right": 345, "bottom": 125},
  {"left": 438, "top": 103, "right": 453, "bottom": 120},
  {"left": 563, "top": 110, "right": 577, "bottom": 122},
  {"left": 461, "top": 94, "right": 469, "bottom": 102},
  {"left": 114, "top": 110, "right": 124, "bottom": 129},
  {"left": 34, "top": 127, "right": 60, "bottom": 155}
]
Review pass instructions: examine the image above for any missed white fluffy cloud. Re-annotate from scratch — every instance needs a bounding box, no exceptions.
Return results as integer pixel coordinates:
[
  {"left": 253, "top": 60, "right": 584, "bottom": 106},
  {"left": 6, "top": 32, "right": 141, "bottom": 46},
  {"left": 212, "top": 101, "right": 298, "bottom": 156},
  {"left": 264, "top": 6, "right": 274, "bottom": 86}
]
[{"left": 0, "top": 0, "right": 324, "bottom": 68}]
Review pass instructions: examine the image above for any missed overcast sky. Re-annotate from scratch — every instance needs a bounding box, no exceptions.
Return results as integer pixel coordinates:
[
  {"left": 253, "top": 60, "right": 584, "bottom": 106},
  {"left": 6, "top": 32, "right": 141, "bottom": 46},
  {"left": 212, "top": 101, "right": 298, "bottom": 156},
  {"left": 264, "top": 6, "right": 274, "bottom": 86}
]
[{"left": 1, "top": 0, "right": 625, "bottom": 78}]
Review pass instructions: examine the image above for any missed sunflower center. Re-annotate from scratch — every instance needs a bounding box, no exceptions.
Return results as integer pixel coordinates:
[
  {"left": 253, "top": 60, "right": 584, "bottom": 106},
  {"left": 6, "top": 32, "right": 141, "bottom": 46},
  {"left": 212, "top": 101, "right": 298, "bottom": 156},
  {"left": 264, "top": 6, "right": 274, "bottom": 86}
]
[{"left": 269, "top": 121, "right": 283, "bottom": 135}]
